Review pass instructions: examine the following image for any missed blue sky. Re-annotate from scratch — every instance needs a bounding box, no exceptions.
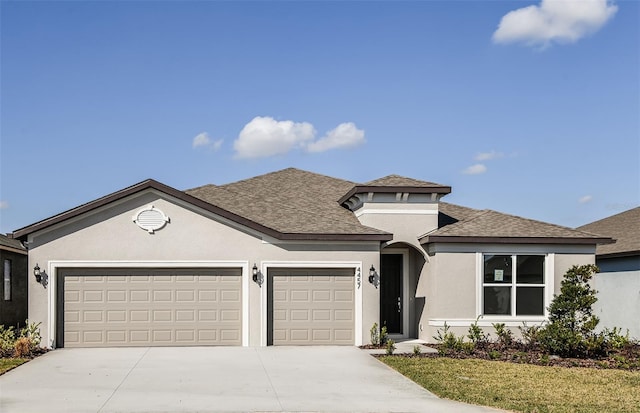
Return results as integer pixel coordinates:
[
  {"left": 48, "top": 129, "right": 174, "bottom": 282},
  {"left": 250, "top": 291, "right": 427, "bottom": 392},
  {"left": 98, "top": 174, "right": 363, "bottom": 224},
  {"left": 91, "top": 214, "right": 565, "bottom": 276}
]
[{"left": 1, "top": 0, "right": 638, "bottom": 235}]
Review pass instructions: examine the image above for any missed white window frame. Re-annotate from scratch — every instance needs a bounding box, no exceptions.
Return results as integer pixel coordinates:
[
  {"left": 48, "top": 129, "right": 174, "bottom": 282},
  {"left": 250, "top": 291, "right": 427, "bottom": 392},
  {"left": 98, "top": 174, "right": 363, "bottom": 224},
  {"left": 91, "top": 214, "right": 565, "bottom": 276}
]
[{"left": 476, "top": 252, "right": 554, "bottom": 321}]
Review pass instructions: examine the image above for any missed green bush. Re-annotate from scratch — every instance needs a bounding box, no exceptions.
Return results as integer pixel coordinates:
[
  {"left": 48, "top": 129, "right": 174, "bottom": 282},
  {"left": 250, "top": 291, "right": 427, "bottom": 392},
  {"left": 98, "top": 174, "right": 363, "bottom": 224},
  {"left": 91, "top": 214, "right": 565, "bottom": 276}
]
[
  {"left": 412, "top": 345, "right": 421, "bottom": 356},
  {"left": 0, "top": 325, "right": 17, "bottom": 358},
  {"left": 380, "top": 326, "right": 389, "bottom": 346},
  {"left": 370, "top": 323, "right": 380, "bottom": 346},
  {"left": 385, "top": 339, "right": 396, "bottom": 355},
  {"left": 538, "top": 264, "right": 601, "bottom": 357},
  {"left": 467, "top": 317, "right": 488, "bottom": 346},
  {"left": 519, "top": 322, "right": 542, "bottom": 349},
  {"left": 492, "top": 323, "right": 514, "bottom": 347}
]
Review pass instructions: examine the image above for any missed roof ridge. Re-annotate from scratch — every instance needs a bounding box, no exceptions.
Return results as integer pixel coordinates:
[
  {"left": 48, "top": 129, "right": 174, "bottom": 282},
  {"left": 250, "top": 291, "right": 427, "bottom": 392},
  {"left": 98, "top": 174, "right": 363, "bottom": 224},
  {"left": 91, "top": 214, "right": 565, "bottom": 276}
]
[
  {"left": 577, "top": 206, "right": 640, "bottom": 229},
  {"left": 483, "top": 208, "right": 602, "bottom": 238},
  {"left": 431, "top": 209, "right": 492, "bottom": 235}
]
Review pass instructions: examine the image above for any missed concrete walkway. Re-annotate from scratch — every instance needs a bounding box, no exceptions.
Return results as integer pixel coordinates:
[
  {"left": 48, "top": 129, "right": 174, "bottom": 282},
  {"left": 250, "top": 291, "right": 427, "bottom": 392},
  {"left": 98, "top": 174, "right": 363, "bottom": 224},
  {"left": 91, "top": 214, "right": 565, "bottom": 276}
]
[{"left": 0, "top": 346, "right": 501, "bottom": 413}]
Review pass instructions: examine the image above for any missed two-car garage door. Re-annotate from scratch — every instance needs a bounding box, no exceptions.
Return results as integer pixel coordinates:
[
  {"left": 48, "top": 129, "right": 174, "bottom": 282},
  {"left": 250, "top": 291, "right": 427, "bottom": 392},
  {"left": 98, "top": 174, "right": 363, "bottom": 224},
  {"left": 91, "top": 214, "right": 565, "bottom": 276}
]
[{"left": 57, "top": 268, "right": 242, "bottom": 348}]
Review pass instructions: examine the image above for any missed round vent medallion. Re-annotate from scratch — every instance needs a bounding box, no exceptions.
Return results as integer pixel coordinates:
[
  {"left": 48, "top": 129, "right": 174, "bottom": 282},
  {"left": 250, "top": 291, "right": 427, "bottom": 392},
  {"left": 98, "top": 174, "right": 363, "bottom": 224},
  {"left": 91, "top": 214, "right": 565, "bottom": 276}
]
[{"left": 132, "top": 205, "right": 170, "bottom": 233}]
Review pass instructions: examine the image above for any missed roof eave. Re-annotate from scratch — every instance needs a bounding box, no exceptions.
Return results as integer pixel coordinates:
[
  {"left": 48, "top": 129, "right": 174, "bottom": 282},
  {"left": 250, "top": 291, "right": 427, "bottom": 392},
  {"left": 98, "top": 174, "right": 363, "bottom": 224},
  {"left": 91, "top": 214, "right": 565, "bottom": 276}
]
[
  {"left": 596, "top": 250, "right": 640, "bottom": 259},
  {"left": 277, "top": 233, "right": 393, "bottom": 242},
  {"left": 12, "top": 179, "right": 394, "bottom": 243},
  {"left": 338, "top": 185, "right": 452, "bottom": 205},
  {"left": 420, "top": 235, "right": 614, "bottom": 245}
]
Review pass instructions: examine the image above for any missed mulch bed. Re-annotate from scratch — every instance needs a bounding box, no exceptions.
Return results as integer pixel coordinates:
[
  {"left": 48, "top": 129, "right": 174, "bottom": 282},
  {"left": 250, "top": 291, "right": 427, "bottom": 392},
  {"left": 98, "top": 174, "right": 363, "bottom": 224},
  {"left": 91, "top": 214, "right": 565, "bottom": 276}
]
[{"left": 392, "top": 343, "right": 640, "bottom": 371}]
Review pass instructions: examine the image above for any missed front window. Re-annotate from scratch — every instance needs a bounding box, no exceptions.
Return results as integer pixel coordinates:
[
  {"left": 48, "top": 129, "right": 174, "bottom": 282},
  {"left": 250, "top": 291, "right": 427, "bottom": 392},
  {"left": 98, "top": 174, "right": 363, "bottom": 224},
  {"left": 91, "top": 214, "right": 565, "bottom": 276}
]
[
  {"left": 483, "top": 254, "right": 545, "bottom": 316},
  {"left": 3, "top": 259, "right": 10, "bottom": 301}
]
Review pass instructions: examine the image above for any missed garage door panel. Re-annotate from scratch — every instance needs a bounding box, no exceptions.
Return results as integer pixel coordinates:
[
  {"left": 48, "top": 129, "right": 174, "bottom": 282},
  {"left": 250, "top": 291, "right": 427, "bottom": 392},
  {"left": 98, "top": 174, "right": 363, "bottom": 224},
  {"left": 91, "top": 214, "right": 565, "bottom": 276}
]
[
  {"left": 269, "top": 268, "right": 355, "bottom": 345},
  {"left": 60, "top": 268, "right": 242, "bottom": 348}
]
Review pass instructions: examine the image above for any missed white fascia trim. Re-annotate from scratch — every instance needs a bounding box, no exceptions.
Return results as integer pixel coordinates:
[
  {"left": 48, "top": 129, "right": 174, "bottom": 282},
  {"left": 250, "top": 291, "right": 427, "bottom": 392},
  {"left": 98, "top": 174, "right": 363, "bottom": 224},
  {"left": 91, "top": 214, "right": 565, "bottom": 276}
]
[
  {"left": 260, "top": 261, "right": 364, "bottom": 347},
  {"left": 47, "top": 260, "right": 250, "bottom": 348},
  {"left": 355, "top": 209, "right": 438, "bottom": 218},
  {"left": 428, "top": 319, "right": 547, "bottom": 328}
]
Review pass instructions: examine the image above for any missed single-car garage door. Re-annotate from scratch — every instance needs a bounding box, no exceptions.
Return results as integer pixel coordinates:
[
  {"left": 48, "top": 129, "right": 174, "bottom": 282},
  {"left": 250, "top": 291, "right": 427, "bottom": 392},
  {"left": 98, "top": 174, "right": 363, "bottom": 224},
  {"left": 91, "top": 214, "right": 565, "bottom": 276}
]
[
  {"left": 57, "top": 268, "right": 242, "bottom": 348},
  {"left": 268, "top": 268, "right": 355, "bottom": 345}
]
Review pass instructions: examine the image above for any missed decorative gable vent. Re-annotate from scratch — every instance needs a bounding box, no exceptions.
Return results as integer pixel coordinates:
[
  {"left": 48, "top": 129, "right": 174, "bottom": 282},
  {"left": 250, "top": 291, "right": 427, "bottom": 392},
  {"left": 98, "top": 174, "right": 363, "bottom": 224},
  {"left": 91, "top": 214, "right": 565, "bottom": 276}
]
[{"left": 133, "top": 205, "right": 170, "bottom": 234}]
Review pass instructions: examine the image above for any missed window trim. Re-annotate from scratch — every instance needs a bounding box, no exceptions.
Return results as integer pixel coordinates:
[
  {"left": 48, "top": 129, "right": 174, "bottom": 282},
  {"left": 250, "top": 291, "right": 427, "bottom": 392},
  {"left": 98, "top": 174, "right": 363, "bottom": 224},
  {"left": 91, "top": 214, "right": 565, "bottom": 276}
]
[{"left": 476, "top": 252, "right": 554, "bottom": 321}]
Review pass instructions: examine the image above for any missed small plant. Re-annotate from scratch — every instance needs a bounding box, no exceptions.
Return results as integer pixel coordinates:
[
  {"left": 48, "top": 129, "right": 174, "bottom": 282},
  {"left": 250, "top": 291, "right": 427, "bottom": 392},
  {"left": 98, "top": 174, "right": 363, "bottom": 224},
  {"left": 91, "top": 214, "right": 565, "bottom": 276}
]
[
  {"left": 488, "top": 350, "right": 501, "bottom": 360},
  {"left": 0, "top": 325, "right": 17, "bottom": 358},
  {"left": 467, "top": 316, "right": 488, "bottom": 346},
  {"left": 412, "top": 345, "right": 421, "bottom": 356},
  {"left": 380, "top": 326, "right": 389, "bottom": 346},
  {"left": 519, "top": 322, "right": 542, "bottom": 349},
  {"left": 14, "top": 337, "right": 32, "bottom": 358},
  {"left": 539, "top": 354, "right": 550, "bottom": 365},
  {"left": 492, "top": 323, "right": 513, "bottom": 347},
  {"left": 602, "top": 327, "right": 631, "bottom": 350},
  {"left": 19, "top": 321, "right": 42, "bottom": 348},
  {"left": 385, "top": 339, "right": 396, "bottom": 355},
  {"left": 370, "top": 323, "right": 380, "bottom": 346}
]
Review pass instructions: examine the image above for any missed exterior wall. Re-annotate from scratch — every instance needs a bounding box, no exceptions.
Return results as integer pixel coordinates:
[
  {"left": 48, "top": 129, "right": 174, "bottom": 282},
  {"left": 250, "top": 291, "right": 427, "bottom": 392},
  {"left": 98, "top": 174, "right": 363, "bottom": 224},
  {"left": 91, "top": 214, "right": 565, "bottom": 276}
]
[
  {"left": 420, "top": 243, "right": 596, "bottom": 342},
  {"left": 0, "top": 249, "right": 28, "bottom": 328},
  {"left": 593, "top": 255, "right": 640, "bottom": 340},
  {"left": 355, "top": 202, "right": 438, "bottom": 251},
  {"left": 26, "top": 190, "right": 380, "bottom": 347}
]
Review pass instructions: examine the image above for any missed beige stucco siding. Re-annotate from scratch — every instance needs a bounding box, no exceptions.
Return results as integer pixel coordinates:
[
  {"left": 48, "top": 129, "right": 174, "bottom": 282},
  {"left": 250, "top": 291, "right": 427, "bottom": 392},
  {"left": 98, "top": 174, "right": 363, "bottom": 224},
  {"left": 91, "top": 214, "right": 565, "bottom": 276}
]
[
  {"left": 419, "top": 244, "right": 596, "bottom": 342},
  {"left": 27, "top": 190, "right": 380, "bottom": 347}
]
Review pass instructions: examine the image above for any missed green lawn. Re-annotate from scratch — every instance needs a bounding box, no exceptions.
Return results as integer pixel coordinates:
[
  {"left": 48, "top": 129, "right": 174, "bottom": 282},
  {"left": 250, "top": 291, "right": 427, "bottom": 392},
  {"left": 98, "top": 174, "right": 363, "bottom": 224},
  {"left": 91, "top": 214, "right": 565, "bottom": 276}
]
[
  {"left": 381, "top": 356, "right": 640, "bottom": 413},
  {"left": 0, "top": 358, "right": 28, "bottom": 375}
]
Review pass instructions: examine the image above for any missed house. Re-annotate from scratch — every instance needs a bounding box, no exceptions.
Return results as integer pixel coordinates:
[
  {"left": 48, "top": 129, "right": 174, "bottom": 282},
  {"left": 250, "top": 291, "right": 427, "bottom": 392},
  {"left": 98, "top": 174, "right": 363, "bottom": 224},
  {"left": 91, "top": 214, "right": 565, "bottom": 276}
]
[
  {"left": 11, "top": 168, "right": 611, "bottom": 348},
  {"left": 0, "top": 234, "right": 28, "bottom": 328},
  {"left": 578, "top": 207, "right": 640, "bottom": 339}
]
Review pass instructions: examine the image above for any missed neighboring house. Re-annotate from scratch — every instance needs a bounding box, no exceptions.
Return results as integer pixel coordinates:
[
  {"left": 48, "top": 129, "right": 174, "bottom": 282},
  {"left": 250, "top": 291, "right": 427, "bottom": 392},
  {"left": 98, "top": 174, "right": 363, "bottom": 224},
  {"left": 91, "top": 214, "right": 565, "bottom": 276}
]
[
  {"left": 578, "top": 207, "right": 640, "bottom": 339},
  {"left": 11, "top": 168, "right": 611, "bottom": 348},
  {"left": 0, "top": 234, "right": 28, "bottom": 328}
]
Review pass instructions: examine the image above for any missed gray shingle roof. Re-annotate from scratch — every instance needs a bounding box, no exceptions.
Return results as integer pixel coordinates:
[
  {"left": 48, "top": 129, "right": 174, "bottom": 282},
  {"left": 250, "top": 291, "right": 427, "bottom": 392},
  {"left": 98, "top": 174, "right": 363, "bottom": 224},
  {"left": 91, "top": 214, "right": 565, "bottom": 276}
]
[
  {"left": 365, "top": 175, "right": 449, "bottom": 188},
  {"left": 422, "top": 207, "right": 611, "bottom": 245},
  {"left": 577, "top": 207, "right": 640, "bottom": 257},
  {"left": 186, "top": 168, "right": 391, "bottom": 237},
  {"left": 0, "top": 234, "right": 27, "bottom": 254}
]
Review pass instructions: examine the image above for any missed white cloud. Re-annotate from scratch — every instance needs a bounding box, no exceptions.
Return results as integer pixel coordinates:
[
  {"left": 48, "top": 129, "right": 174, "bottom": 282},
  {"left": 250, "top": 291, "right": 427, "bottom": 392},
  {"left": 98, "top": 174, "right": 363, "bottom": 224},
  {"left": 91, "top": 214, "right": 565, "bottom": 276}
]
[
  {"left": 233, "top": 117, "right": 365, "bottom": 159},
  {"left": 192, "top": 132, "right": 211, "bottom": 148},
  {"left": 192, "top": 132, "right": 223, "bottom": 151},
  {"left": 234, "top": 117, "right": 315, "bottom": 159},
  {"left": 462, "top": 164, "right": 488, "bottom": 175},
  {"left": 475, "top": 150, "right": 504, "bottom": 161},
  {"left": 579, "top": 195, "right": 593, "bottom": 204},
  {"left": 0, "top": 201, "right": 8, "bottom": 210},
  {"left": 306, "top": 122, "right": 365, "bottom": 153},
  {"left": 493, "top": 0, "right": 617, "bottom": 48}
]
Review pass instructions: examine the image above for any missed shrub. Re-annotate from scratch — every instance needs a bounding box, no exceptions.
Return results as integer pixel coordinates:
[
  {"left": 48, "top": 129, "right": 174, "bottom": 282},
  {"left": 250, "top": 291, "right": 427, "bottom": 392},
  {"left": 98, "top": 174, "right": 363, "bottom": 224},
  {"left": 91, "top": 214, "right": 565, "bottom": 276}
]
[
  {"left": 539, "top": 264, "right": 601, "bottom": 357},
  {"left": 20, "top": 321, "right": 42, "bottom": 348},
  {"left": 0, "top": 325, "right": 17, "bottom": 358},
  {"left": 412, "top": 345, "right": 421, "bottom": 356},
  {"left": 380, "top": 326, "right": 389, "bottom": 346},
  {"left": 467, "top": 317, "right": 488, "bottom": 347},
  {"left": 385, "top": 339, "right": 396, "bottom": 355},
  {"left": 519, "top": 322, "right": 542, "bottom": 349},
  {"left": 14, "top": 337, "right": 32, "bottom": 358},
  {"left": 370, "top": 323, "right": 380, "bottom": 346},
  {"left": 492, "top": 323, "right": 513, "bottom": 347},
  {"left": 488, "top": 350, "right": 501, "bottom": 360}
]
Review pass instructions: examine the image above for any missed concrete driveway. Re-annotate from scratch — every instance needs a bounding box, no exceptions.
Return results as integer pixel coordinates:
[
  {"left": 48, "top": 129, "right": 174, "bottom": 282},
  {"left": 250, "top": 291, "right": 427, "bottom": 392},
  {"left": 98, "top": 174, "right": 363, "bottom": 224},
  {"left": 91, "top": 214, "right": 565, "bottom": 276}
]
[{"left": 0, "top": 346, "right": 500, "bottom": 413}]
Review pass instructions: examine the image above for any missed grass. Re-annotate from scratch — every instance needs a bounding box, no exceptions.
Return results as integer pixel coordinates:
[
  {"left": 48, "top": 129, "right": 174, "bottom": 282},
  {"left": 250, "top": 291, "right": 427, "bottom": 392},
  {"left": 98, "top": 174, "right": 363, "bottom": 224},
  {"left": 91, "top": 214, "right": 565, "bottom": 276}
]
[
  {"left": 0, "top": 358, "right": 28, "bottom": 375},
  {"left": 381, "top": 356, "right": 640, "bottom": 413}
]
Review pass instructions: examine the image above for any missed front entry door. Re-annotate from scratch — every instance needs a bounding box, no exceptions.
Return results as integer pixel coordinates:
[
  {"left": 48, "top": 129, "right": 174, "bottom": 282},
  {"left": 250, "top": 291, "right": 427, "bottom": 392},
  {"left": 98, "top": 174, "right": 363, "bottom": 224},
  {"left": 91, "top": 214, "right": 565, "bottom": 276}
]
[{"left": 380, "top": 254, "right": 403, "bottom": 334}]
